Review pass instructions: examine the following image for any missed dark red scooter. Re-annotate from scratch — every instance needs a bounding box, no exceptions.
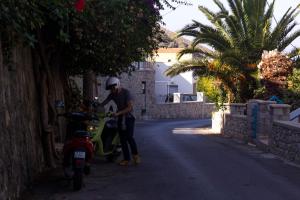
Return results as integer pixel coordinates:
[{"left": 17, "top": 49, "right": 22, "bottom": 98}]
[{"left": 60, "top": 112, "right": 94, "bottom": 191}]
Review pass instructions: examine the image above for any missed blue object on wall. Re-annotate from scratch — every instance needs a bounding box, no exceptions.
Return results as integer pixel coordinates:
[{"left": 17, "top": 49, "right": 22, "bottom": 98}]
[{"left": 269, "top": 96, "right": 284, "bottom": 104}]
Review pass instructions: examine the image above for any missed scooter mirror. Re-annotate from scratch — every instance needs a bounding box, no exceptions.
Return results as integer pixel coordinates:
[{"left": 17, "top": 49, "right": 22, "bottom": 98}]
[
  {"left": 55, "top": 100, "right": 65, "bottom": 108},
  {"left": 55, "top": 100, "right": 65, "bottom": 114}
]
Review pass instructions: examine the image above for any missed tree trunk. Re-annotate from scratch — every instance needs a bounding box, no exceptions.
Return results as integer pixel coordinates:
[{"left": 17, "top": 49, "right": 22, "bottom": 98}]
[
  {"left": 0, "top": 38, "right": 44, "bottom": 200},
  {"left": 83, "top": 70, "right": 96, "bottom": 101},
  {"left": 35, "top": 31, "right": 67, "bottom": 167}
]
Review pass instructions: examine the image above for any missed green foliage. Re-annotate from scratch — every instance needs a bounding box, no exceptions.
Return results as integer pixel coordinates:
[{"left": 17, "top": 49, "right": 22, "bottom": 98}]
[
  {"left": 64, "top": 0, "right": 163, "bottom": 75},
  {"left": 196, "top": 76, "right": 230, "bottom": 109},
  {"left": 0, "top": 0, "right": 170, "bottom": 76},
  {"left": 197, "top": 77, "right": 220, "bottom": 102},
  {"left": 67, "top": 78, "right": 83, "bottom": 112},
  {"left": 282, "top": 89, "right": 300, "bottom": 110},
  {"left": 215, "top": 85, "right": 227, "bottom": 111},
  {"left": 253, "top": 86, "right": 268, "bottom": 99},
  {"left": 283, "top": 68, "right": 300, "bottom": 110},
  {"left": 288, "top": 68, "right": 300, "bottom": 91},
  {"left": 252, "top": 69, "right": 300, "bottom": 109},
  {"left": 158, "top": 0, "right": 192, "bottom": 9},
  {"left": 0, "top": 1, "right": 71, "bottom": 45}
]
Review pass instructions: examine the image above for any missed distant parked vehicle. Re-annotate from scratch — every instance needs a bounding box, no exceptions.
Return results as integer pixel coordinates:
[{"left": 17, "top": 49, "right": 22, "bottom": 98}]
[
  {"left": 165, "top": 94, "right": 174, "bottom": 103},
  {"left": 181, "top": 94, "right": 197, "bottom": 102},
  {"left": 164, "top": 93, "right": 197, "bottom": 103}
]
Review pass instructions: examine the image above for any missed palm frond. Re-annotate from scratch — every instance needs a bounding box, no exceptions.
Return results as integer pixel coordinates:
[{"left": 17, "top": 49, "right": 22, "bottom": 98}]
[
  {"left": 198, "top": 5, "right": 233, "bottom": 46},
  {"left": 164, "top": 59, "right": 209, "bottom": 77},
  {"left": 287, "top": 47, "right": 300, "bottom": 59},
  {"left": 191, "top": 32, "right": 231, "bottom": 51},
  {"left": 278, "top": 30, "right": 300, "bottom": 51},
  {"left": 270, "top": 6, "right": 297, "bottom": 43},
  {"left": 177, "top": 47, "right": 214, "bottom": 60},
  {"left": 235, "top": 0, "right": 249, "bottom": 37},
  {"left": 213, "top": 0, "right": 227, "bottom": 13},
  {"left": 176, "top": 29, "right": 199, "bottom": 38},
  {"left": 224, "top": 15, "right": 245, "bottom": 47},
  {"left": 198, "top": 6, "right": 220, "bottom": 24}
]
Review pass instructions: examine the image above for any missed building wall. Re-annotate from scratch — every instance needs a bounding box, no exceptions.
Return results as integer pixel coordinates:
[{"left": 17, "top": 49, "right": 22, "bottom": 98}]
[
  {"left": 154, "top": 48, "right": 195, "bottom": 103},
  {"left": 150, "top": 102, "right": 215, "bottom": 119}
]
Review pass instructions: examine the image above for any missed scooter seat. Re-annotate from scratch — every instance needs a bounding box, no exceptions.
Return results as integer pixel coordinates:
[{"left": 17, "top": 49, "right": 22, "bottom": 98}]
[{"left": 74, "top": 130, "right": 91, "bottom": 138}]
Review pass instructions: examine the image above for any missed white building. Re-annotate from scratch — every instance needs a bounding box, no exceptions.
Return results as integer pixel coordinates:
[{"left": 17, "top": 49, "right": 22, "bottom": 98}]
[{"left": 153, "top": 48, "right": 196, "bottom": 103}]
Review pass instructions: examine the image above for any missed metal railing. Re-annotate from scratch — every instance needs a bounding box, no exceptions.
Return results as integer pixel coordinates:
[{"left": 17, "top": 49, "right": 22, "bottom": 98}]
[
  {"left": 132, "top": 61, "right": 154, "bottom": 70},
  {"left": 290, "top": 108, "right": 300, "bottom": 122}
]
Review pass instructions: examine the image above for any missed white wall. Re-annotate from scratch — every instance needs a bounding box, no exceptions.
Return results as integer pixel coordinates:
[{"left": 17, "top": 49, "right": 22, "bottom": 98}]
[{"left": 153, "top": 49, "right": 195, "bottom": 102}]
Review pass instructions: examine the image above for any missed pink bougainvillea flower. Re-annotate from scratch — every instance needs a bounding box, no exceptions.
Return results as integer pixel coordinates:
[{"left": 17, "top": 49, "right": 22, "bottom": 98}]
[{"left": 75, "top": 0, "right": 85, "bottom": 12}]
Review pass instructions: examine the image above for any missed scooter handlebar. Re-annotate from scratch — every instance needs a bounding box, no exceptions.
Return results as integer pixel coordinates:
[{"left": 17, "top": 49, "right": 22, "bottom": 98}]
[
  {"left": 105, "top": 112, "right": 114, "bottom": 118},
  {"left": 57, "top": 112, "right": 98, "bottom": 121}
]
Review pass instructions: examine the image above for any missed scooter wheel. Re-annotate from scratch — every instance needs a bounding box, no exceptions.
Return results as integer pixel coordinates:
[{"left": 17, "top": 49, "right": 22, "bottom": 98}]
[
  {"left": 84, "top": 165, "right": 91, "bottom": 175},
  {"left": 73, "top": 169, "right": 83, "bottom": 191},
  {"left": 105, "top": 154, "right": 115, "bottom": 162}
]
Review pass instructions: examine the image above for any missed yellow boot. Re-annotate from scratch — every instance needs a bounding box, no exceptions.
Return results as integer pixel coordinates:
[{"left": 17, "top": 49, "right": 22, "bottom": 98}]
[
  {"left": 133, "top": 154, "right": 141, "bottom": 165},
  {"left": 119, "top": 160, "right": 130, "bottom": 166}
]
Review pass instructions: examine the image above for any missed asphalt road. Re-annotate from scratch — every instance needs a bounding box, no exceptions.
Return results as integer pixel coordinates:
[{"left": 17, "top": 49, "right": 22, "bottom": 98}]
[{"left": 25, "top": 119, "right": 300, "bottom": 200}]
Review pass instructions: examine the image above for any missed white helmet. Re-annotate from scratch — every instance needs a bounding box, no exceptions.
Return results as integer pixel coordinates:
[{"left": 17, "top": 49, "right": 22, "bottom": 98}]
[{"left": 105, "top": 77, "right": 120, "bottom": 90}]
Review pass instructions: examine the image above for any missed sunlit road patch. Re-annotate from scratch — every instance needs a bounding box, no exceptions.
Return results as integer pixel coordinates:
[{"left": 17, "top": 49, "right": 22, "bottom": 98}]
[{"left": 172, "top": 127, "right": 219, "bottom": 135}]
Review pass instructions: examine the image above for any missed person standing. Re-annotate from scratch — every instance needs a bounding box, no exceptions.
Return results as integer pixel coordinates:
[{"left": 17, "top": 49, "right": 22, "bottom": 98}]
[{"left": 100, "top": 77, "right": 140, "bottom": 166}]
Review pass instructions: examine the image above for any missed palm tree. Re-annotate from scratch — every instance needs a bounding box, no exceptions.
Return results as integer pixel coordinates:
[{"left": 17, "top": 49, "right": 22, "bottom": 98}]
[
  {"left": 165, "top": 0, "right": 300, "bottom": 102},
  {"left": 165, "top": 57, "right": 244, "bottom": 102}
]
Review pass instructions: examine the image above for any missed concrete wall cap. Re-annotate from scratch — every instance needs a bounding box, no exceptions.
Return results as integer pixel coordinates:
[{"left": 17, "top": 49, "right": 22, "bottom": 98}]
[
  {"left": 248, "top": 99, "right": 275, "bottom": 104},
  {"left": 224, "top": 103, "right": 246, "bottom": 106},
  {"left": 230, "top": 114, "right": 247, "bottom": 119},
  {"left": 269, "top": 104, "right": 291, "bottom": 108},
  {"left": 181, "top": 101, "right": 203, "bottom": 104},
  {"left": 206, "top": 103, "right": 215, "bottom": 105},
  {"left": 273, "top": 120, "right": 300, "bottom": 131}
]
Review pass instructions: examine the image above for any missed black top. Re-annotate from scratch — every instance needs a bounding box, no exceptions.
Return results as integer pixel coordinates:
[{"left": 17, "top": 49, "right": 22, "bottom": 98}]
[{"left": 106, "top": 88, "right": 134, "bottom": 118}]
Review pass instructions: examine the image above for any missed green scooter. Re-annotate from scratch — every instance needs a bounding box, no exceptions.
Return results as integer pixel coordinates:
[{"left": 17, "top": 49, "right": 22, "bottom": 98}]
[{"left": 89, "top": 108, "right": 121, "bottom": 162}]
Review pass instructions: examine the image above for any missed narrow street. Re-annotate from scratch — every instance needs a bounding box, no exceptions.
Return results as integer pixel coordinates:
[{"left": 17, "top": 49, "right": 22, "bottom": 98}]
[{"left": 25, "top": 119, "right": 300, "bottom": 200}]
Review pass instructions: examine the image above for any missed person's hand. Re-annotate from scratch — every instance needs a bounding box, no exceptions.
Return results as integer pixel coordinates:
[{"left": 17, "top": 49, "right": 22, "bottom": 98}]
[{"left": 111, "top": 112, "right": 119, "bottom": 117}]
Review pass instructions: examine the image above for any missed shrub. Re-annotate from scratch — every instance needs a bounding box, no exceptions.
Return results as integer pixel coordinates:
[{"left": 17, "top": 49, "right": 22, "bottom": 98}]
[
  {"left": 197, "top": 77, "right": 220, "bottom": 103},
  {"left": 283, "top": 69, "right": 300, "bottom": 110}
]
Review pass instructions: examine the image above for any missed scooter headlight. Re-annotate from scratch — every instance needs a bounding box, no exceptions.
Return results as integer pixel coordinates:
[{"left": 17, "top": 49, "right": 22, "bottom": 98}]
[{"left": 88, "top": 125, "right": 95, "bottom": 131}]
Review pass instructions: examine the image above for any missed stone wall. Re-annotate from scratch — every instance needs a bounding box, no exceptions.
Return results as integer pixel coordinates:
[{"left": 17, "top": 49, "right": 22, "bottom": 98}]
[
  {"left": 212, "top": 103, "right": 246, "bottom": 133},
  {"left": 223, "top": 114, "right": 248, "bottom": 142},
  {"left": 220, "top": 99, "right": 300, "bottom": 163},
  {"left": 246, "top": 100, "right": 275, "bottom": 140},
  {"left": 150, "top": 102, "right": 215, "bottom": 119},
  {"left": 224, "top": 103, "right": 247, "bottom": 115},
  {"left": 270, "top": 121, "right": 300, "bottom": 163}
]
